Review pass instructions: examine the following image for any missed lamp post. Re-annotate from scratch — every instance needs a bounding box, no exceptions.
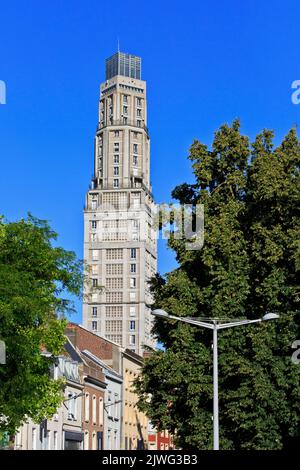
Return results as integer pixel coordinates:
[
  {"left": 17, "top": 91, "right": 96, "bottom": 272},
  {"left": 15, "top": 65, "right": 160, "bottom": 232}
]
[{"left": 151, "top": 309, "right": 279, "bottom": 450}]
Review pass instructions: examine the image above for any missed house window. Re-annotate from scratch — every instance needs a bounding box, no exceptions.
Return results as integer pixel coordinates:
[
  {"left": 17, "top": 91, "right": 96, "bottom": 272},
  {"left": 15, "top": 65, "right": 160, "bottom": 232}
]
[
  {"left": 92, "top": 307, "right": 97, "bottom": 317},
  {"left": 68, "top": 393, "right": 76, "bottom": 420},
  {"left": 32, "top": 428, "right": 37, "bottom": 450},
  {"left": 84, "top": 431, "right": 89, "bottom": 450},
  {"left": 99, "top": 398, "right": 104, "bottom": 426},
  {"left": 113, "top": 179, "right": 119, "bottom": 188},
  {"left": 129, "top": 335, "right": 136, "bottom": 345},
  {"left": 114, "top": 166, "right": 119, "bottom": 176},
  {"left": 53, "top": 431, "right": 58, "bottom": 450},
  {"left": 130, "top": 320, "right": 136, "bottom": 331},
  {"left": 92, "top": 321, "right": 97, "bottom": 331},
  {"left": 92, "top": 432, "right": 97, "bottom": 450},
  {"left": 114, "top": 394, "right": 119, "bottom": 420},
  {"left": 130, "top": 264, "right": 136, "bottom": 273},
  {"left": 92, "top": 395, "right": 97, "bottom": 424},
  {"left": 131, "top": 248, "right": 136, "bottom": 259},
  {"left": 85, "top": 393, "right": 90, "bottom": 422}
]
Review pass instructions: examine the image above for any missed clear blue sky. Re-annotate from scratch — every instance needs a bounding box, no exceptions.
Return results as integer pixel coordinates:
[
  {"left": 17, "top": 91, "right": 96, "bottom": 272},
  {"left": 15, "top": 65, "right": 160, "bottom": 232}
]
[{"left": 1, "top": 0, "right": 300, "bottom": 322}]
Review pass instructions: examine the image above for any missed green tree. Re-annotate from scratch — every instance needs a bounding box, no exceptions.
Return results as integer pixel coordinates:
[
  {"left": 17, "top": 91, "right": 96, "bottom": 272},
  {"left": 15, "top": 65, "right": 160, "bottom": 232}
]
[
  {"left": 0, "top": 214, "right": 82, "bottom": 434},
  {"left": 135, "top": 121, "right": 300, "bottom": 450}
]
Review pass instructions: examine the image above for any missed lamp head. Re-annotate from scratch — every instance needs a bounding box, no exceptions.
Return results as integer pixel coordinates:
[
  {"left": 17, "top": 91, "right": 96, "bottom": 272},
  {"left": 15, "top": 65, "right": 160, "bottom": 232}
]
[
  {"left": 262, "top": 312, "right": 280, "bottom": 321},
  {"left": 151, "top": 309, "right": 169, "bottom": 318}
]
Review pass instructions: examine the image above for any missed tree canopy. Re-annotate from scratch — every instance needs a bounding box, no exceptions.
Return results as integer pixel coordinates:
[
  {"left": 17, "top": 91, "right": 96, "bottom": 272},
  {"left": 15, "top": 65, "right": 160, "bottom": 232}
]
[
  {"left": 135, "top": 120, "right": 300, "bottom": 450},
  {"left": 0, "top": 214, "right": 82, "bottom": 434}
]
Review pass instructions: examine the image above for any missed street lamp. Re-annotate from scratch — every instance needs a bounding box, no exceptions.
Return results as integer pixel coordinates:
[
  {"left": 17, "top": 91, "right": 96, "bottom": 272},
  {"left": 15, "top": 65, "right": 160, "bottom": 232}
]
[{"left": 152, "top": 309, "right": 279, "bottom": 450}]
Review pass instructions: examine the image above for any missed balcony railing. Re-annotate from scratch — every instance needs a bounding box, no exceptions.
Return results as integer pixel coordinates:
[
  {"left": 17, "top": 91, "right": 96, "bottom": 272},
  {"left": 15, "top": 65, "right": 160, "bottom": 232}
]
[{"left": 97, "top": 119, "right": 149, "bottom": 136}]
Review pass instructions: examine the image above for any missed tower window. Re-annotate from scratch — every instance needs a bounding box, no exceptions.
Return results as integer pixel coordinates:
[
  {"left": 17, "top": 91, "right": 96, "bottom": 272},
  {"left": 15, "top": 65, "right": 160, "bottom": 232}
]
[
  {"left": 114, "top": 130, "right": 119, "bottom": 137},
  {"left": 113, "top": 179, "right": 119, "bottom": 188},
  {"left": 114, "top": 154, "right": 119, "bottom": 163},
  {"left": 133, "top": 155, "right": 138, "bottom": 166},
  {"left": 114, "top": 167, "right": 119, "bottom": 176},
  {"left": 130, "top": 321, "right": 136, "bottom": 331},
  {"left": 137, "top": 109, "right": 141, "bottom": 117},
  {"left": 131, "top": 248, "right": 137, "bottom": 259},
  {"left": 92, "top": 278, "right": 98, "bottom": 287},
  {"left": 129, "top": 335, "right": 136, "bottom": 345},
  {"left": 137, "top": 120, "right": 141, "bottom": 127},
  {"left": 92, "top": 321, "right": 97, "bottom": 331},
  {"left": 133, "top": 144, "right": 138, "bottom": 154},
  {"left": 130, "top": 278, "right": 136, "bottom": 288},
  {"left": 123, "top": 95, "right": 128, "bottom": 103},
  {"left": 130, "top": 264, "right": 136, "bottom": 273},
  {"left": 123, "top": 106, "right": 128, "bottom": 114},
  {"left": 92, "top": 307, "right": 98, "bottom": 317},
  {"left": 91, "top": 220, "right": 97, "bottom": 229},
  {"left": 137, "top": 98, "right": 142, "bottom": 107}
]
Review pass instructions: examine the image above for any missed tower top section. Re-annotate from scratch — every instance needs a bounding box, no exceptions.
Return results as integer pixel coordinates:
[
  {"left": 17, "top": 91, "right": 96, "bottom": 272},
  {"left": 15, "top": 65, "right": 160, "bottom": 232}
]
[{"left": 105, "top": 52, "right": 141, "bottom": 80}]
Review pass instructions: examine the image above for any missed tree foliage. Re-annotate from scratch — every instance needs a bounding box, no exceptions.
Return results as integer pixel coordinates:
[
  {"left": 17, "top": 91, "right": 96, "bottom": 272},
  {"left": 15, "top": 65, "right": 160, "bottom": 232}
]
[
  {"left": 135, "top": 121, "right": 300, "bottom": 450},
  {"left": 0, "top": 214, "right": 82, "bottom": 433}
]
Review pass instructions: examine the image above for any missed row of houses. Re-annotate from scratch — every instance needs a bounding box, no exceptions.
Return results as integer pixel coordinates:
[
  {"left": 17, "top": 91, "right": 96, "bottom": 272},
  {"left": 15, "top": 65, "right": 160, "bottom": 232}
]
[{"left": 14, "top": 323, "right": 173, "bottom": 450}]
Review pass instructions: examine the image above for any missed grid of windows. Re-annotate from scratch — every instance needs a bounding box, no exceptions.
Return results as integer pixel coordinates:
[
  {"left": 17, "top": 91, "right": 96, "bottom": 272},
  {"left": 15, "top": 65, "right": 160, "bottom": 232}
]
[
  {"left": 105, "top": 320, "right": 122, "bottom": 332},
  {"left": 106, "top": 248, "right": 123, "bottom": 260},
  {"left": 106, "top": 264, "right": 123, "bottom": 275},
  {"left": 106, "top": 306, "right": 123, "bottom": 317},
  {"left": 103, "top": 220, "right": 127, "bottom": 229},
  {"left": 106, "top": 334, "right": 122, "bottom": 345},
  {"left": 102, "top": 232, "right": 127, "bottom": 241},
  {"left": 106, "top": 278, "right": 123, "bottom": 289},
  {"left": 106, "top": 292, "right": 123, "bottom": 303},
  {"left": 102, "top": 192, "right": 127, "bottom": 209}
]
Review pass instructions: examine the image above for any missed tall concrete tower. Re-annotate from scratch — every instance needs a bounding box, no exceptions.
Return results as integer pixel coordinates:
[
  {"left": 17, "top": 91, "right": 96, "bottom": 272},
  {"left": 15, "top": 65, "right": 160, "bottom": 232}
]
[{"left": 83, "top": 52, "right": 157, "bottom": 355}]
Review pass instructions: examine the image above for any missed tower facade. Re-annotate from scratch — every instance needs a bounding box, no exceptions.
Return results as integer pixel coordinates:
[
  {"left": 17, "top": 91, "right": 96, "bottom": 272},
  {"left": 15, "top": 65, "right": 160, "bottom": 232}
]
[{"left": 83, "top": 52, "right": 157, "bottom": 355}]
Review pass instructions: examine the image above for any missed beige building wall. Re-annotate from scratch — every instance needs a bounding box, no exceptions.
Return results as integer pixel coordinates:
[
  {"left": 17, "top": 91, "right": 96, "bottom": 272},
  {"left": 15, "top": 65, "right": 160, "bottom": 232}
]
[{"left": 122, "top": 350, "right": 148, "bottom": 450}]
